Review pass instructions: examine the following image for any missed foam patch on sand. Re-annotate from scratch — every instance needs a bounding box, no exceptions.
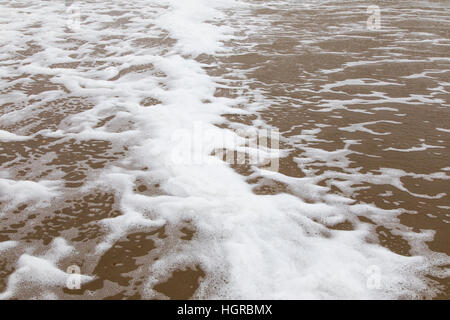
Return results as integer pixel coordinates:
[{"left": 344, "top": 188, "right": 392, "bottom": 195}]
[
  {"left": 0, "top": 0, "right": 448, "bottom": 299},
  {"left": 0, "top": 238, "right": 92, "bottom": 300},
  {"left": 0, "top": 178, "right": 61, "bottom": 212}
]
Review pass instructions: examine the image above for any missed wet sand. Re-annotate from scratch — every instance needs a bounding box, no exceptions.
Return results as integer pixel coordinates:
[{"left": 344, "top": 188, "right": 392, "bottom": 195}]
[{"left": 0, "top": 0, "right": 449, "bottom": 299}]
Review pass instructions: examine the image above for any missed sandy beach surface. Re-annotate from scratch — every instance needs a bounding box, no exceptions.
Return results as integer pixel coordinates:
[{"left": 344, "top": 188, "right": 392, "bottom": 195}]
[{"left": 0, "top": 0, "right": 449, "bottom": 299}]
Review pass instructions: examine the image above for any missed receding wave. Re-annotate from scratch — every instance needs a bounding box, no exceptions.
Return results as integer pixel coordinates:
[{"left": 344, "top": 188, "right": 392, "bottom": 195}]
[{"left": 0, "top": 0, "right": 448, "bottom": 299}]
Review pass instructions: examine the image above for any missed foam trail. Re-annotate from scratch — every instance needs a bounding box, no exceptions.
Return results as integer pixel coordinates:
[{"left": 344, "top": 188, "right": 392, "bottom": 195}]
[
  {"left": 96, "top": 0, "right": 445, "bottom": 299},
  {"left": 0, "top": 0, "right": 448, "bottom": 299}
]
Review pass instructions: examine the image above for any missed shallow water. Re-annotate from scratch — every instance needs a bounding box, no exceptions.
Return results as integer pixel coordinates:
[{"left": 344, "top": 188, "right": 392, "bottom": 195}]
[{"left": 0, "top": 0, "right": 449, "bottom": 299}]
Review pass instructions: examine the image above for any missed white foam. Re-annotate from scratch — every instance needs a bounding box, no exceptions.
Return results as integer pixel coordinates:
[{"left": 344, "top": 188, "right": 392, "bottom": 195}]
[
  {"left": 154, "top": 0, "right": 236, "bottom": 56},
  {"left": 0, "top": 0, "right": 447, "bottom": 300},
  {"left": 0, "top": 179, "right": 61, "bottom": 212},
  {"left": 0, "top": 130, "right": 32, "bottom": 142},
  {"left": 0, "top": 241, "right": 18, "bottom": 252},
  {"left": 0, "top": 238, "right": 92, "bottom": 300},
  {"left": 384, "top": 143, "right": 445, "bottom": 152},
  {"left": 340, "top": 120, "right": 402, "bottom": 136}
]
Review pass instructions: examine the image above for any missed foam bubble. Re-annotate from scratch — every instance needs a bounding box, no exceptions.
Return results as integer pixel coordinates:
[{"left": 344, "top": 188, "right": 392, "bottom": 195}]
[{"left": 0, "top": 0, "right": 447, "bottom": 299}]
